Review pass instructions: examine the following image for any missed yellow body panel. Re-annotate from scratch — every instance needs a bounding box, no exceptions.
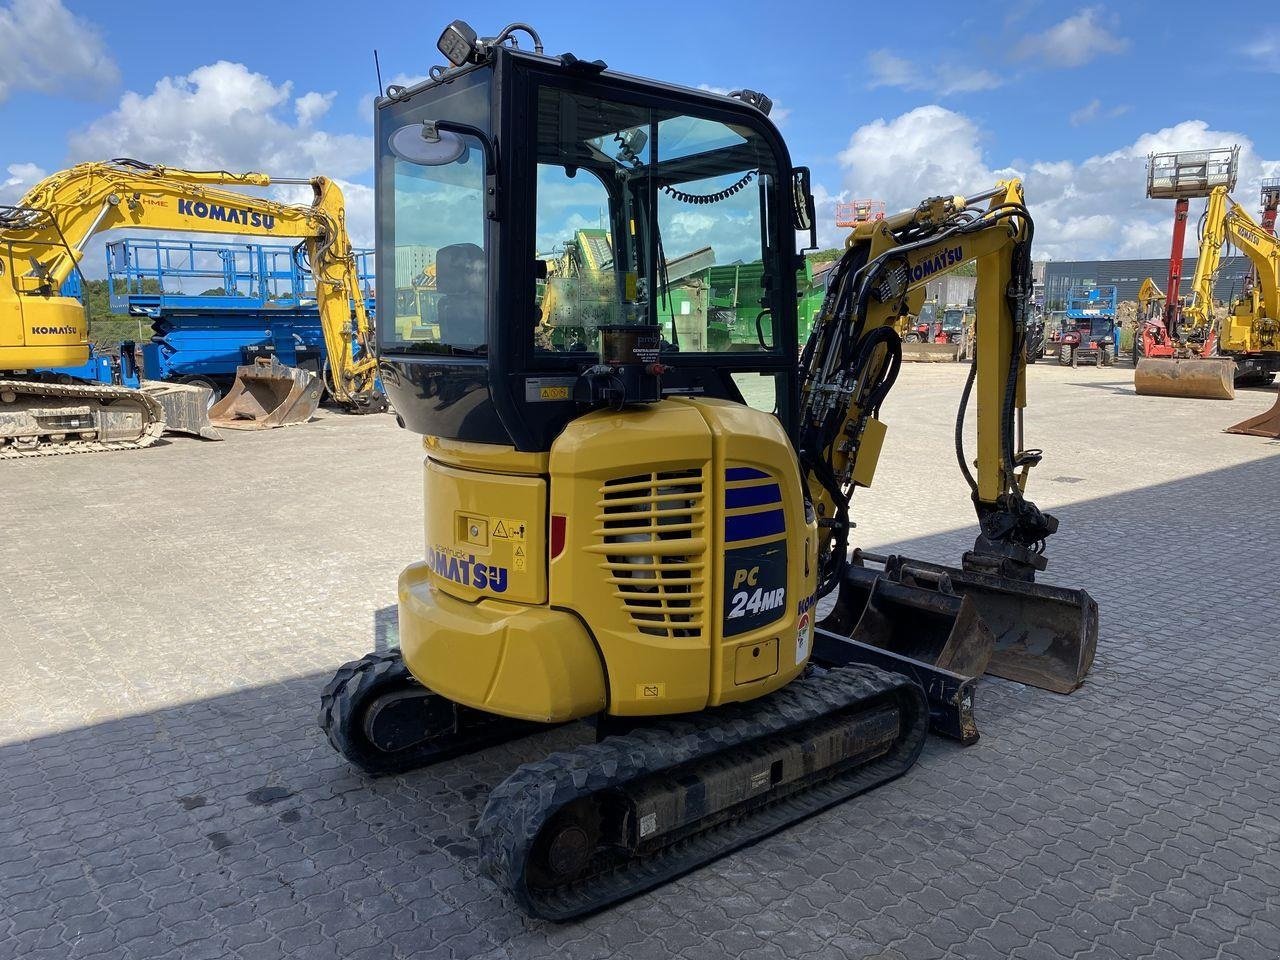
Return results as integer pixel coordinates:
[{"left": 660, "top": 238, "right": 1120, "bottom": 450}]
[
  {"left": 0, "top": 296, "right": 89, "bottom": 369},
  {"left": 423, "top": 458, "right": 546, "bottom": 605},
  {"left": 397, "top": 396, "right": 816, "bottom": 724},
  {"left": 398, "top": 563, "right": 606, "bottom": 722}
]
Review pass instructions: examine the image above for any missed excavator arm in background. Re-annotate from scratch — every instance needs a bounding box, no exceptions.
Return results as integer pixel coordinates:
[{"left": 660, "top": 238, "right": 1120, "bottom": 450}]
[{"left": 1, "top": 159, "right": 381, "bottom": 427}]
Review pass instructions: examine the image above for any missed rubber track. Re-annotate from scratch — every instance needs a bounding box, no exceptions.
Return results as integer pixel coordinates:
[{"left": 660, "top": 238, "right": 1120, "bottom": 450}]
[
  {"left": 476, "top": 664, "right": 928, "bottom": 920},
  {"left": 319, "top": 651, "right": 543, "bottom": 776},
  {"left": 0, "top": 380, "right": 165, "bottom": 459}
]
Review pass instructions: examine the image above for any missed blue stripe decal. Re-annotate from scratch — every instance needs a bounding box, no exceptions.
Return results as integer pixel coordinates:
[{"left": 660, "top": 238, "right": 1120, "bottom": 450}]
[
  {"left": 725, "top": 466, "right": 770, "bottom": 482},
  {"left": 725, "top": 509, "right": 786, "bottom": 542},
  {"left": 725, "top": 483, "right": 782, "bottom": 509}
]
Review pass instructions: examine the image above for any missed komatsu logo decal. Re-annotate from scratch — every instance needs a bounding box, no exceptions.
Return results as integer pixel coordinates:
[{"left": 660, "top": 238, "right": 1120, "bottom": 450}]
[
  {"left": 176, "top": 199, "right": 275, "bottom": 229},
  {"left": 426, "top": 545, "right": 508, "bottom": 593},
  {"left": 908, "top": 245, "right": 964, "bottom": 283},
  {"left": 31, "top": 325, "right": 78, "bottom": 335}
]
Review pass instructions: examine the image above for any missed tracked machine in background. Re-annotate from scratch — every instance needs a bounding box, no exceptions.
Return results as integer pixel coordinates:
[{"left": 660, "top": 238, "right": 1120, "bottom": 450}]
[
  {"left": 320, "top": 20, "right": 1097, "bottom": 920},
  {"left": 0, "top": 160, "right": 382, "bottom": 456},
  {"left": 1134, "top": 148, "right": 1239, "bottom": 399}
]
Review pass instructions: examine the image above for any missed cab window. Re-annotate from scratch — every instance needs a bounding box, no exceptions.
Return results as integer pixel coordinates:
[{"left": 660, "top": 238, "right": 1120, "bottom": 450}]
[{"left": 530, "top": 84, "right": 782, "bottom": 358}]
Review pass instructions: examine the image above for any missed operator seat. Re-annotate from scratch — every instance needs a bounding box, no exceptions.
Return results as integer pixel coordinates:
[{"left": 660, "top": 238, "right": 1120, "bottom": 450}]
[{"left": 435, "top": 243, "right": 486, "bottom": 349}]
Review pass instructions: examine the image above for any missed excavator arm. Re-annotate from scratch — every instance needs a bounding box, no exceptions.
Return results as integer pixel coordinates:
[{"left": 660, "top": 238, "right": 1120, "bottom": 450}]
[
  {"left": 800, "top": 181, "right": 1044, "bottom": 589},
  {"left": 798, "top": 181, "right": 1096, "bottom": 696},
  {"left": 0, "top": 159, "right": 378, "bottom": 408}
]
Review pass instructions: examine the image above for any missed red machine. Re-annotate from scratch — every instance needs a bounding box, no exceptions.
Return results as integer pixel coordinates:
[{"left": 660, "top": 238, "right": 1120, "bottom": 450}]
[
  {"left": 1141, "top": 147, "right": 1239, "bottom": 359},
  {"left": 835, "top": 199, "right": 886, "bottom": 228}
]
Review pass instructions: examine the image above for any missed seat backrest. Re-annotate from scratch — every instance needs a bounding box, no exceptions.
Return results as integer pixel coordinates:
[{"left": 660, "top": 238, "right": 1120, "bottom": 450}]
[{"left": 435, "top": 243, "right": 485, "bottom": 347}]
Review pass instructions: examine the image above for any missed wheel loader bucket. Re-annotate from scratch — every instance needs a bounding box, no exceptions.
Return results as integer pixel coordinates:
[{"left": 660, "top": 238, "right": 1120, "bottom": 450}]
[
  {"left": 901, "top": 342, "right": 961, "bottom": 363},
  {"left": 827, "top": 554, "right": 1098, "bottom": 695},
  {"left": 139, "top": 380, "right": 222, "bottom": 440},
  {"left": 1134, "top": 357, "right": 1235, "bottom": 399},
  {"left": 209, "top": 357, "right": 322, "bottom": 430},
  {"left": 1225, "top": 391, "right": 1280, "bottom": 438}
]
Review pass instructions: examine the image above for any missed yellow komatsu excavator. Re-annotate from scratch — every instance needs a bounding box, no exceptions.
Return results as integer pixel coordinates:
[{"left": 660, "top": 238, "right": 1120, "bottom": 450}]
[
  {"left": 1134, "top": 185, "right": 1280, "bottom": 401},
  {"left": 320, "top": 20, "right": 1097, "bottom": 920},
  {"left": 0, "top": 159, "right": 381, "bottom": 456}
]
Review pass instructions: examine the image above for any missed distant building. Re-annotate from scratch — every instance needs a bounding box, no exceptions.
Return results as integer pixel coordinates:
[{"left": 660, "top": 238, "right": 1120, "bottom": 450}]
[
  {"left": 1042, "top": 257, "right": 1252, "bottom": 309},
  {"left": 924, "top": 274, "right": 976, "bottom": 307}
]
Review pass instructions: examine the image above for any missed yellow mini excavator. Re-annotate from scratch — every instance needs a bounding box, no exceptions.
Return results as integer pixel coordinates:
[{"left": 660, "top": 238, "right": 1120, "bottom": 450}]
[
  {"left": 0, "top": 159, "right": 382, "bottom": 456},
  {"left": 320, "top": 20, "right": 1097, "bottom": 920}
]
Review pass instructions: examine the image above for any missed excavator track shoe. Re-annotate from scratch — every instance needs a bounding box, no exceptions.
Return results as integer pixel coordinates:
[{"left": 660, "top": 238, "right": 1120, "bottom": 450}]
[
  {"left": 319, "top": 651, "right": 543, "bottom": 776},
  {"left": 1225, "top": 390, "right": 1280, "bottom": 438},
  {"left": 210, "top": 357, "right": 322, "bottom": 429},
  {"left": 1134, "top": 357, "right": 1235, "bottom": 399},
  {"left": 476, "top": 665, "right": 927, "bottom": 920},
  {"left": 0, "top": 379, "right": 165, "bottom": 458}
]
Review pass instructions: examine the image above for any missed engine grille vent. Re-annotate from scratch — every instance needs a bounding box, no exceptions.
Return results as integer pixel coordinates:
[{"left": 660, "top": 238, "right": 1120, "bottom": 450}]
[{"left": 592, "top": 468, "right": 706, "bottom": 638}]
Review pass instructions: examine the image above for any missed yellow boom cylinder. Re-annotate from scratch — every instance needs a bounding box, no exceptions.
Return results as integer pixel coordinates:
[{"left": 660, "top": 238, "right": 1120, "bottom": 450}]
[{"left": 1134, "top": 357, "right": 1236, "bottom": 400}]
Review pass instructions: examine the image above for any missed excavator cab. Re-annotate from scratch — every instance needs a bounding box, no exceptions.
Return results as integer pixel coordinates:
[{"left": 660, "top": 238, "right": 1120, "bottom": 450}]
[{"left": 374, "top": 43, "right": 802, "bottom": 447}]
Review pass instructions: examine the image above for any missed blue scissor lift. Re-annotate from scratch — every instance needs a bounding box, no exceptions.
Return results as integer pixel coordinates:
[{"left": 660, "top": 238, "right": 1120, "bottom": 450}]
[{"left": 107, "top": 238, "right": 375, "bottom": 394}]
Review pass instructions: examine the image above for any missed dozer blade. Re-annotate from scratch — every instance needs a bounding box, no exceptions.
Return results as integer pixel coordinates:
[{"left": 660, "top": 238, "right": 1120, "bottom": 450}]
[
  {"left": 1225, "top": 390, "right": 1280, "bottom": 438},
  {"left": 140, "top": 380, "right": 222, "bottom": 440},
  {"left": 1134, "top": 357, "right": 1235, "bottom": 399},
  {"left": 209, "top": 357, "right": 322, "bottom": 430}
]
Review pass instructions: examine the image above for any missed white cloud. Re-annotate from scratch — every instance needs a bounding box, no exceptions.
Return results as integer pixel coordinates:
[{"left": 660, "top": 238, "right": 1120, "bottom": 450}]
[
  {"left": 1241, "top": 31, "right": 1280, "bottom": 71},
  {"left": 837, "top": 106, "right": 1018, "bottom": 214},
  {"left": 69, "top": 62, "right": 369, "bottom": 179},
  {"left": 1013, "top": 7, "right": 1129, "bottom": 67},
  {"left": 867, "top": 50, "right": 1002, "bottom": 96},
  {"left": 0, "top": 0, "right": 118, "bottom": 102},
  {"left": 1070, "top": 99, "right": 1131, "bottom": 126},
  {"left": 1069, "top": 100, "right": 1101, "bottom": 126},
  {"left": 832, "top": 108, "right": 1280, "bottom": 261},
  {"left": 295, "top": 91, "right": 335, "bottom": 126},
  {"left": 1, "top": 161, "right": 45, "bottom": 204}
]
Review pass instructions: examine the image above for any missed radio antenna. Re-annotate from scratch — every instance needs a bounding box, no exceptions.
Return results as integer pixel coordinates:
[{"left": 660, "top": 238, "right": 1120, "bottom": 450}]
[{"left": 374, "top": 49, "right": 385, "bottom": 99}]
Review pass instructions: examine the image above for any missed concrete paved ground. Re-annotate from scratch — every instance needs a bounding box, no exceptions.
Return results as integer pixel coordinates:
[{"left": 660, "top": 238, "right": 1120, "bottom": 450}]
[{"left": 2, "top": 363, "right": 1278, "bottom": 960}]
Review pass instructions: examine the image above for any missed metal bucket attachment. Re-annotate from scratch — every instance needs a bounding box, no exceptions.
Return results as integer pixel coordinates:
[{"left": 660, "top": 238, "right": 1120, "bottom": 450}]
[
  {"left": 833, "top": 565, "right": 995, "bottom": 677},
  {"left": 1226, "top": 391, "right": 1280, "bottom": 438},
  {"left": 935, "top": 566, "right": 1097, "bottom": 693},
  {"left": 209, "top": 357, "right": 322, "bottom": 430},
  {"left": 1134, "top": 357, "right": 1235, "bottom": 399},
  {"left": 140, "top": 380, "right": 221, "bottom": 440},
  {"left": 827, "top": 553, "right": 1098, "bottom": 695}
]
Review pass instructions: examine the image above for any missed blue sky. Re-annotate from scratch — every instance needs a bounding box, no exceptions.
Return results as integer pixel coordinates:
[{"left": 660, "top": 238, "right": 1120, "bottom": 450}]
[{"left": 2, "top": 0, "right": 1277, "bottom": 260}]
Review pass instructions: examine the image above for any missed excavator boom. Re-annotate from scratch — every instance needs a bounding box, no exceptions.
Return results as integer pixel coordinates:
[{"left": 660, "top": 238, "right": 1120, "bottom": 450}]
[{"left": 1, "top": 159, "right": 381, "bottom": 454}]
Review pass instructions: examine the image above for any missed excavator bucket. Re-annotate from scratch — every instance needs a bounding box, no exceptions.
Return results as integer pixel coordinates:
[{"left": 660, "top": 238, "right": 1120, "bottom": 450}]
[
  {"left": 1225, "top": 390, "right": 1280, "bottom": 438},
  {"left": 1134, "top": 357, "right": 1235, "bottom": 400},
  {"left": 827, "top": 563, "right": 995, "bottom": 678},
  {"left": 826, "top": 553, "right": 1098, "bottom": 695},
  {"left": 209, "top": 357, "right": 322, "bottom": 430},
  {"left": 139, "top": 380, "right": 222, "bottom": 440}
]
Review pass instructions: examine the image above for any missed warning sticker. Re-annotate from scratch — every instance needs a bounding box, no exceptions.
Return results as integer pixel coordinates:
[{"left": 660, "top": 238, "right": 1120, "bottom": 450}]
[
  {"left": 636, "top": 682, "right": 666, "bottom": 700},
  {"left": 796, "top": 612, "right": 812, "bottom": 665},
  {"left": 490, "top": 519, "right": 527, "bottom": 541}
]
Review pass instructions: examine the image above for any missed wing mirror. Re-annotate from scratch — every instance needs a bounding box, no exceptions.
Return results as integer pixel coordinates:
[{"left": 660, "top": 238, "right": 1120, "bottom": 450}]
[{"left": 792, "top": 167, "right": 817, "bottom": 253}]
